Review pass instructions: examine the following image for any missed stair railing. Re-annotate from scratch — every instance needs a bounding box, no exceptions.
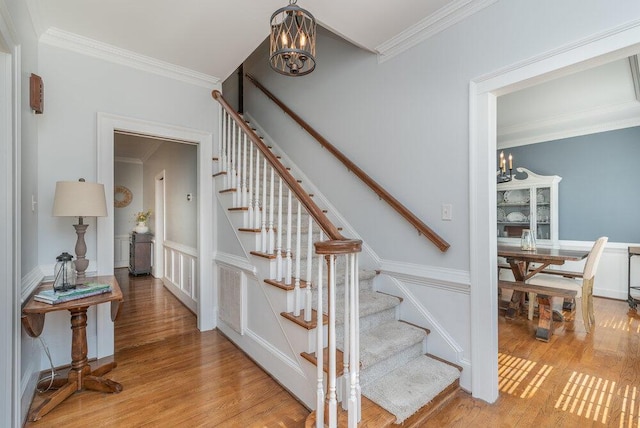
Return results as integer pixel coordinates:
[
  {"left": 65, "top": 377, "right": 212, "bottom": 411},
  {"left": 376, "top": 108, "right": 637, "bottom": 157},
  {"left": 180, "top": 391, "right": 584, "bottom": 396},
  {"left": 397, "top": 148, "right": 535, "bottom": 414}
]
[
  {"left": 245, "top": 74, "right": 450, "bottom": 253},
  {"left": 213, "top": 90, "right": 362, "bottom": 428}
]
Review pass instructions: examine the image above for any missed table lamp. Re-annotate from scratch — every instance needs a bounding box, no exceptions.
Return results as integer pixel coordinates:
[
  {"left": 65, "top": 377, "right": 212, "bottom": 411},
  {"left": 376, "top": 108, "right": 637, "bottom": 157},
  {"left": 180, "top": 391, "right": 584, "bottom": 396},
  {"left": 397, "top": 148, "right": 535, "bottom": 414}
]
[{"left": 52, "top": 179, "right": 108, "bottom": 282}]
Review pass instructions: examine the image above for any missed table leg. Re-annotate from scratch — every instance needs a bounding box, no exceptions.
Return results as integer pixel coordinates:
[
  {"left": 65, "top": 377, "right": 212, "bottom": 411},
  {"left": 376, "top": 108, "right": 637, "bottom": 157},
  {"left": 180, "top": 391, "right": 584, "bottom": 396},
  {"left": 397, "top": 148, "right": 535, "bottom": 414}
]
[
  {"left": 506, "top": 291, "right": 523, "bottom": 319},
  {"left": 536, "top": 295, "right": 553, "bottom": 342},
  {"left": 28, "top": 307, "right": 122, "bottom": 421}
]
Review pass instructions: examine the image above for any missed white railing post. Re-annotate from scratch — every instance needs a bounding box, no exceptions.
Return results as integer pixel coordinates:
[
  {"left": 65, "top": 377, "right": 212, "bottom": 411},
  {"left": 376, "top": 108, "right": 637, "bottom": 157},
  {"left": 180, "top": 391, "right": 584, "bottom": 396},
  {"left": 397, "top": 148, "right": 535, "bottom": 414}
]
[
  {"left": 342, "top": 254, "right": 350, "bottom": 411},
  {"left": 315, "top": 242, "right": 325, "bottom": 428},
  {"left": 276, "top": 177, "right": 283, "bottom": 280},
  {"left": 327, "top": 254, "right": 337, "bottom": 428},
  {"left": 348, "top": 253, "right": 360, "bottom": 426}
]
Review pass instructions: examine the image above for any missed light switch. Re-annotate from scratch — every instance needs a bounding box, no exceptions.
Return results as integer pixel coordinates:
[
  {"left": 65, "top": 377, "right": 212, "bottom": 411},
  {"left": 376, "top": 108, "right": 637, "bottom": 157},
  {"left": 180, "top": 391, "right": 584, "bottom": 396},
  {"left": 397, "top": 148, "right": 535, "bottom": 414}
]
[{"left": 441, "top": 203, "right": 452, "bottom": 221}]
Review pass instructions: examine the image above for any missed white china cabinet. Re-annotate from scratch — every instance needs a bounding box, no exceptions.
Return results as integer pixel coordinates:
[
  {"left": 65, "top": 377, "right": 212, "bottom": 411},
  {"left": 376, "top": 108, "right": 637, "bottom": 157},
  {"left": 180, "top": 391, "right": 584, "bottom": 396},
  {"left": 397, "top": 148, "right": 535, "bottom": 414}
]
[{"left": 497, "top": 167, "right": 561, "bottom": 245}]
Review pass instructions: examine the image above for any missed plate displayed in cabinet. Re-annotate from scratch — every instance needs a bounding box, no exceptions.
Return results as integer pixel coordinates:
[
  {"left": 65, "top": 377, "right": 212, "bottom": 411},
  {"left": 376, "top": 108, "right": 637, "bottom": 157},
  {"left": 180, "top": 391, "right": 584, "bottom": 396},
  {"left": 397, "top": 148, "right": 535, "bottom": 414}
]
[
  {"left": 536, "top": 189, "right": 546, "bottom": 203},
  {"left": 503, "top": 189, "right": 529, "bottom": 203},
  {"left": 506, "top": 211, "right": 528, "bottom": 222},
  {"left": 537, "top": 206, "right": 550, "bottom": 222}
]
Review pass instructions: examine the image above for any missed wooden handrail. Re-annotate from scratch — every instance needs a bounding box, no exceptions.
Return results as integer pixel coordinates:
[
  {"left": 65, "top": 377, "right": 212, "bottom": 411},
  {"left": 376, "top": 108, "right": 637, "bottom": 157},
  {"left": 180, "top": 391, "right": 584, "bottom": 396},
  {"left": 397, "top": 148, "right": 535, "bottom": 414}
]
[
  {"left": 245, "top": 74, "right": 450, "bottom": 253},
  {"left": 212, "top": 90, "right": 361, "bottom": 253}
]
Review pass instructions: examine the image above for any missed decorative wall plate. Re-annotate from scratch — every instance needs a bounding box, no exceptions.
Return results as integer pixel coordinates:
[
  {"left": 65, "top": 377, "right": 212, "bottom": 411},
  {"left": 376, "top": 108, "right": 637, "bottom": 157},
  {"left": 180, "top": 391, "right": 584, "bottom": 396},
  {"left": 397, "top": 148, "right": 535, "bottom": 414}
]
[{"left": 114, "top": 185, "right": 133, "bottom": 208}]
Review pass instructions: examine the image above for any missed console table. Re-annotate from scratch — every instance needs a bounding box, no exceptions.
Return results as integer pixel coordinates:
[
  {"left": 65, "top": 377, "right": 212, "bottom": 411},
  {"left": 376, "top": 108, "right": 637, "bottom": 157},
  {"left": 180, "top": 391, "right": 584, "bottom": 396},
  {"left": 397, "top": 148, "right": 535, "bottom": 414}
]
[{"left": 22, "top": 275, "right": 124, "bottom": 421}]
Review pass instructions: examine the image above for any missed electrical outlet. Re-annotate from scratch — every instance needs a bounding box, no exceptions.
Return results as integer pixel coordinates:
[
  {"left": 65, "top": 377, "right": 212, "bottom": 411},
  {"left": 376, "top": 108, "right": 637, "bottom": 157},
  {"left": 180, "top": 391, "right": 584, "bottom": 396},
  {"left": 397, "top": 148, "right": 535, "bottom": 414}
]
[{"left": 441, "top": 203, "right": 452, "bottom": 221}]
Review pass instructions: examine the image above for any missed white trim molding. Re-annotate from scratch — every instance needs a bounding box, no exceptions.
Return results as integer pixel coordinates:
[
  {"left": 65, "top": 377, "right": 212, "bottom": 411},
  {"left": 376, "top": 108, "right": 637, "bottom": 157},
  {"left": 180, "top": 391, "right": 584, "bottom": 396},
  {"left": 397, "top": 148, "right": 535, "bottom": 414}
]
[
  {"left": 40, "top": 27, "right": 220, "bottom": 89},
  {"left": 379, "top": 259, "right": 470, "bottom": 294},
  {"left": 97, "top": 112, "right": 214, "bottom": 338},
  {"left": 376, "top": 0, "right": 497, "bottom": 62},
  {"left": 20, "top": 267, "right": 44, "bottom": 304}
]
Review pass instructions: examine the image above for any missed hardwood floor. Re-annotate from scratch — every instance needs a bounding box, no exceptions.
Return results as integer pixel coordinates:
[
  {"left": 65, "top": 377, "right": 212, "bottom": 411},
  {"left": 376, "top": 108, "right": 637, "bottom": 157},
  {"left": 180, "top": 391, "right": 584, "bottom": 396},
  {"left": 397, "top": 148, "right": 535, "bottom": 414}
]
[
  {"left": 25, "top": 269, "right": 309, "bottom": 427},
  {"left": 429, "top": 297, "right": 640, "bottom": 427},
  {"left": 26, "top": 271, "right": 640, "bottom": 427}
]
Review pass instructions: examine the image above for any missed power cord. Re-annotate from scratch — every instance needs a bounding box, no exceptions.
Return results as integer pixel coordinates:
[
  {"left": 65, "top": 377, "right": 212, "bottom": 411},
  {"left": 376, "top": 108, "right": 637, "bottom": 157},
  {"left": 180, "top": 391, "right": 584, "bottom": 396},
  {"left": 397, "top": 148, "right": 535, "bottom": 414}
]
[{"left": 36, "top": 336, "right": 61, "bottom": 393}]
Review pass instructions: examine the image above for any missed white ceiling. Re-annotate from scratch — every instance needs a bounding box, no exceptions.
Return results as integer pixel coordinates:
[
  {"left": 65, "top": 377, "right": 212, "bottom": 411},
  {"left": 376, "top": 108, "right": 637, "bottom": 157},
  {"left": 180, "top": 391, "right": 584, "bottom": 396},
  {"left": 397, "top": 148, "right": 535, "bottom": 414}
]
[
  {"left": 27, "top": 0, "right": 466, "bottom": 81},
  {"left": 497, "top": 56, "right": 640, "bottom": 148}
]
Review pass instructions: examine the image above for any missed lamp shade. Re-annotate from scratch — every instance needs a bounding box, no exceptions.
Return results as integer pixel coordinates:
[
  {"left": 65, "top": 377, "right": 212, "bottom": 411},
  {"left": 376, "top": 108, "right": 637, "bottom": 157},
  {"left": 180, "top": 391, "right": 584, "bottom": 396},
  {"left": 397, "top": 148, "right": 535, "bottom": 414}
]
[{"left": 52, "top": 181, "right": 108, "bottom": 217}]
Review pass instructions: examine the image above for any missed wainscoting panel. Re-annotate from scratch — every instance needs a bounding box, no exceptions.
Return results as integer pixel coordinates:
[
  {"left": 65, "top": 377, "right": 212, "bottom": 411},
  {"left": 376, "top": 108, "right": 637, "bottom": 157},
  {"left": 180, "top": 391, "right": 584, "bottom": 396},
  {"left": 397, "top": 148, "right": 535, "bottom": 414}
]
[
  {"left": 162, "top": 240, "right": 198, "bottom": 313},
  {"left": 218, "top": 265, "right": 245, "bottom": 335},
  {"left": 114, "top": 234, "right": 130, "bottom": 268}
]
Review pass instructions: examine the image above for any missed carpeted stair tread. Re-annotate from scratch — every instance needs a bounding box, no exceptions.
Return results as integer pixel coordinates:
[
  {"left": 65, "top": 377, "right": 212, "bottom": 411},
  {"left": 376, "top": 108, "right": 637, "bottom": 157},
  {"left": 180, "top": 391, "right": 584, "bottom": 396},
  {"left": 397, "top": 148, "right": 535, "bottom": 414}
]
[
  {"left": 361, "top": 355, "right": 460, "bottom": 424},
  {"left": 358, "top": 321, "right": 426, "bottom": 369},
  {"left": 333, "top": 289, "right": 399, "bottom": 324}
]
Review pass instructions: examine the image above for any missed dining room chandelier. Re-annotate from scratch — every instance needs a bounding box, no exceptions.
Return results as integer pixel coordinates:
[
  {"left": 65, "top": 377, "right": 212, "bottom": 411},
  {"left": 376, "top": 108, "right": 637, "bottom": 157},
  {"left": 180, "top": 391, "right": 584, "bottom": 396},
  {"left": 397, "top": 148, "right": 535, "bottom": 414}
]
[
  {"left": 497, "top": 151, "right": 513, "bottom": 183},
  {"left": 269, "top": 0, "right": 316, "bottom": 76}
]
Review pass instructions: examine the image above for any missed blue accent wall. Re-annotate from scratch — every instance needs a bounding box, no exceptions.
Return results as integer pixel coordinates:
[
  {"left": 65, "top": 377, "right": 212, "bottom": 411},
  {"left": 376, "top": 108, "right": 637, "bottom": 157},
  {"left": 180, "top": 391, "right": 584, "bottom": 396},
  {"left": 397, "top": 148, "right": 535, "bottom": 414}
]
[{"left": 503, "top": 126, "right": 640, "bottom": 243}]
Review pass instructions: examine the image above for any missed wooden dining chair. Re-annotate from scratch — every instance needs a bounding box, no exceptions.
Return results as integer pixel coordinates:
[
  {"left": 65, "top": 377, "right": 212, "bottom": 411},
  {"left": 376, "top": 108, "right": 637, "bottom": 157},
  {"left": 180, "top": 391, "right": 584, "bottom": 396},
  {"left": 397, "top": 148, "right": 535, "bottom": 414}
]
[{"left": 527, "top": 237, "right": 608, "bottom": 333}]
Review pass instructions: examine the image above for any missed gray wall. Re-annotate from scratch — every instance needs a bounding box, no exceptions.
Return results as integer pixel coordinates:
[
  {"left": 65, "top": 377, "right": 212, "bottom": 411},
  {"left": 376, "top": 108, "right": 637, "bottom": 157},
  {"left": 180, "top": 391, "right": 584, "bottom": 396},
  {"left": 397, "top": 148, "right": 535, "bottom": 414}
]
[
  {"left": 143, "top": 142, "right": 198, "bottom": 249},
  {"left": 505, "top": 126, "right": 640, "bottom": 243},
  {"left": 114, "top": 161, "right": 143, "bottom": 236}
]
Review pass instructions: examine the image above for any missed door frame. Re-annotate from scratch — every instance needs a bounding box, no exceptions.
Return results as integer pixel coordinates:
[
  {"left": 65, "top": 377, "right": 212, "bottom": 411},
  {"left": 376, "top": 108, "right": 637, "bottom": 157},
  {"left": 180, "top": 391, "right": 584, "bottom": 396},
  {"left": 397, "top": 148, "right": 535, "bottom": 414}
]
[
  {"left": 469, "top": 20, "right": 640, "bottom": 402},
  {"left": 97, "top": 113, "right": 214, "bottom": 355},
  {"left": 0, "top": 9, "right": 20, "bottom": 427},
  {"left": 153, "top": 170, "right": 166, "bottom": 278}
]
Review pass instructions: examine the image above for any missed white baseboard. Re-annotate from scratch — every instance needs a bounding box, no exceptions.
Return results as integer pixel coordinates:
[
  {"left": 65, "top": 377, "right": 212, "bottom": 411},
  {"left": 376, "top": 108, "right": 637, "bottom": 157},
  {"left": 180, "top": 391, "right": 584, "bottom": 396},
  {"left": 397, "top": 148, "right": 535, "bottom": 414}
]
[{"left": 162, "top": 277, "right": 197, "bottom": 313}]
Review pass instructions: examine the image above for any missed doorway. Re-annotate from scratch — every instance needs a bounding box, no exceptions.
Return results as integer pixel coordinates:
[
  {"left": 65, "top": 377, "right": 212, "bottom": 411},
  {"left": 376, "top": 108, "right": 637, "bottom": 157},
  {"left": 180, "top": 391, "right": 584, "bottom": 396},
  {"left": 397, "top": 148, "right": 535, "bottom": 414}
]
[
  {"left": 469, "top": 23, "right": 640, "bottom": 403},
  {"left": 97, "top": 113, "right": 214, "bottom": 361}
]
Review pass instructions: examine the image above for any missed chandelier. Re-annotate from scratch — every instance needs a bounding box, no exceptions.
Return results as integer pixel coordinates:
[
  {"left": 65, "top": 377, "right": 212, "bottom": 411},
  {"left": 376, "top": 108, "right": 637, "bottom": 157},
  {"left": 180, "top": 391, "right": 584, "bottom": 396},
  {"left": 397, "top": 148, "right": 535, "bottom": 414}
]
[
  {"left": 497, "top": 151, "right": 513, "bottom": 183},
  {"left": 269, "top": 0, "right": 316, "bottom": 76}
]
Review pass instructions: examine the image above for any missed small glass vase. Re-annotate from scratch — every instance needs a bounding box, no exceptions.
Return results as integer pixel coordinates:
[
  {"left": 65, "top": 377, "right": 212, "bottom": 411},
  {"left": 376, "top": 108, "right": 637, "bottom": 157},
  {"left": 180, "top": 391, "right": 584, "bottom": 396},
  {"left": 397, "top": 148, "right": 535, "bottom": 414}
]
[
  {"left": 134, "top": 221, "right": 149, "bottom": 234},
  {"left": 521, "top": 229, "right": 536, "bottom": 251}
]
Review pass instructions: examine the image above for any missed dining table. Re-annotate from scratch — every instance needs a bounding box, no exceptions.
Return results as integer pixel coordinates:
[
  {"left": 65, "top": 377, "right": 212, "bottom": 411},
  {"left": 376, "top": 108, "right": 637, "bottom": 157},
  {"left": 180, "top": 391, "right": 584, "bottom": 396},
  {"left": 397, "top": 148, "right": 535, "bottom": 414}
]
[{"left": 497, "top": 244, "right": 590, "bottom": 340}]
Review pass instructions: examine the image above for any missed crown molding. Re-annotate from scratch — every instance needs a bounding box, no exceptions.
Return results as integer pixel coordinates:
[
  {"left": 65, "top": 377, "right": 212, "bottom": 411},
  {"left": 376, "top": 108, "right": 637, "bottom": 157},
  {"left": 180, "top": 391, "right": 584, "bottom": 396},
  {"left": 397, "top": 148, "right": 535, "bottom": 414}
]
[
  {"left": 498, "top": 100, "right": 640, "bottom": 148},
  {"left": 39, "top": 27, "right": 220, "bottom": 89},
  {"left": 376, "top": 0, "right": 497, "bottom": 63}
]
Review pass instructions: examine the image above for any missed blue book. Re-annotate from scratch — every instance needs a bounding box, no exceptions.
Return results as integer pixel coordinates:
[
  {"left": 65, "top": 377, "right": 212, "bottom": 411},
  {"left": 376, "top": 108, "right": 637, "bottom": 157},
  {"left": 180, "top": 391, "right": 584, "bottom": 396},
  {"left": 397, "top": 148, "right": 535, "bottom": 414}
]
[{"left": 34, "top": 282, "right": 112, "bottom": 305}]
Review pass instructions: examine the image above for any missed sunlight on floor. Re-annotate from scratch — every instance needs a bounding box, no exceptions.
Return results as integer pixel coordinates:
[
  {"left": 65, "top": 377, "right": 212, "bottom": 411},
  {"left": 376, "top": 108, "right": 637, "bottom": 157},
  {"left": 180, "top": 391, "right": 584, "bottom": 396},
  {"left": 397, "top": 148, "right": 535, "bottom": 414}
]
[
  {"left": 498, "top": 352, "right": 552, "bottom": 398},
  {"left": 555, "top": 371, "right": 615, "bottom": 424},
  {"left": 598, "top": 314, "right": 640, "bottom": 333}
]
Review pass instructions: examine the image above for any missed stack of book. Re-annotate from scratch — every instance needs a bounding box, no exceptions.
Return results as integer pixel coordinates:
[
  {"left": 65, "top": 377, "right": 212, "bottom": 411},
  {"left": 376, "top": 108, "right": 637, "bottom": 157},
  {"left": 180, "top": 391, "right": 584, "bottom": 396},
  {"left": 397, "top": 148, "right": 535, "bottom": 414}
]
[{"left": 34, "top": 282, "right": 112, "bottom": 305}]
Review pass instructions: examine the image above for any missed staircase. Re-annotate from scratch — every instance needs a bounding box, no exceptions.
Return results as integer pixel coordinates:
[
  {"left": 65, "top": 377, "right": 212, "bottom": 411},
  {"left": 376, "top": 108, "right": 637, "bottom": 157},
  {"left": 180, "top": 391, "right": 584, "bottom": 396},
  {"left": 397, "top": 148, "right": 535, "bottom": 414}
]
[{"left": 212, "top": 91, "right": 460, "bottom": 426}]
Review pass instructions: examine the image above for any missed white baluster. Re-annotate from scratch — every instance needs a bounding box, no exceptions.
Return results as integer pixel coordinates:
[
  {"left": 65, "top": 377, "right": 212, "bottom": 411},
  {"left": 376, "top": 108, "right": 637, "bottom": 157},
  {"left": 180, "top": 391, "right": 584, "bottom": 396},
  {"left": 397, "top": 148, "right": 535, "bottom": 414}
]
[
  {"left": 268, "top": 167, "right": 275, "bottom": 255},
  {"left": 276, "top": 177, "right": 283, "bottom": 280},
  {"left": 254, "top": 151, "right": 261, "bottom": 230},
  {"left": 285, "top": 188, "right": 293, "bottom": 284},
  {"left": 230, "top": 121, "right": 236, "bottom": 195},
  {"left": 261, "top": 157, "right": 268, "bottom": 253},
  {"left": 327, "top": 253, "right": 337, "bottom": 428},
  {"left": 304, "top": 214, "right": 313, "bottom": 323},
  {"left": 217, "top": 108, "right": 223, "bottom": 176},
  {"left": 354, "top": 254, "right": 361, "bottom": 421},
  {"left": 247, "top": 142, "right": 254, "bottom": 227},
  {"left": 294, "top": 201, "right": 302, "bottom": 321},
  {"left": 315, "top": 243, "right": 324, "bottom": 428},
  {"left": 241, "top": 133, "right": 248, "bottom": 208},
  {"left": 348, "top": 253, "right": 360, "bottom": 426},
  {"left": 342, "top": 254, "right": 350, "bottom": 411},
  {"left": 221, "top": 112, "right": 228, "bottom": 187}
]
